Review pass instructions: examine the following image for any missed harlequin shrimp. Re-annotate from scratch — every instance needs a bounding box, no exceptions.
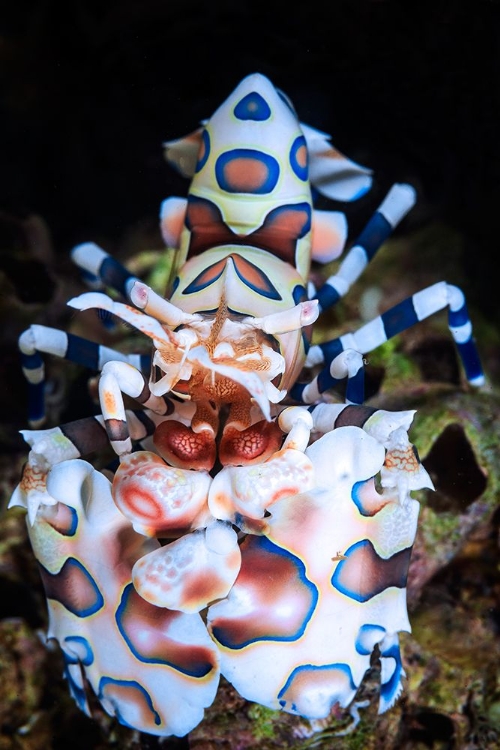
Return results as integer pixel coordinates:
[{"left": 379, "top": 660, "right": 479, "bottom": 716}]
[{"left": 10, "top": 73, "right": 484, "bottom": 737}]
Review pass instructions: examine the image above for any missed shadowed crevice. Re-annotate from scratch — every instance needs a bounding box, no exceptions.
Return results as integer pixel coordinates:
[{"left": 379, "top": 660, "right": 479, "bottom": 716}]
[{"left": 423, "top": 423, "right": 487, "bottom": 512}]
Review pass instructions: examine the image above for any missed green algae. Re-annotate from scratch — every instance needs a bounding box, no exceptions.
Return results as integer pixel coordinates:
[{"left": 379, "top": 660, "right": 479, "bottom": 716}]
[{"left": 248, "top": 704, "right": 279, "bottom": 741}]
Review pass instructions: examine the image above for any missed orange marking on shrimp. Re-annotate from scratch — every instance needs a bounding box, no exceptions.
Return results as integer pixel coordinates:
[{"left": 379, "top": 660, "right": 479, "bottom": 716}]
[
  {"left": 319, "top": 147, "right": 344, "bottom": 160},
  {"left": 223, "top": 157, "right": 269, "bottom": 192},
  {"left": 296, "top": 144, "right": 307, "bottom": 169},
  {"left": 103, "top": 391, "right": 117, "bottom": 414},
  {"left": 384, "top": 446, "right": 420, "bottom": 474},
  {"left": 20, "top": 462, "right": 47, "bottom": 494}
]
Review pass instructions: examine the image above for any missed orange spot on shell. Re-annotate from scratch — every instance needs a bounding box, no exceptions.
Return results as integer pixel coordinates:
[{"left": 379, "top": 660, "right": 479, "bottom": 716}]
[
  {"left": 295, "top": 144, "right": 307, "bottom": 169},
  {"left": 223, "top": 157, "right": 269, "bottom": 192}
]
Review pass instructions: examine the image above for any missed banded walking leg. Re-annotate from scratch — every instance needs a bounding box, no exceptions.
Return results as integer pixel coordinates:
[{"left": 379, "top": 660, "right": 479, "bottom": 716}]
[
  {"left": 290, "top": 349, "right": 365, "bottom": 405},
  {"left": 306, "top": 282, "right": 484, "bottom": 387},
  {"left": 311, "top": 183, "right": 417, "bottom": 310},
  {"left": 19, "top": 325, "right": 151, "bottom": 427},
  {"left": 307, "top": 402, "right": 412, "bottom": 442},
  {"left": 71, "top": 242, "right": 140, "bottom": 300},
  {"left": 19, "top": 408, "right": 166, "bottom": 471},
  {"left": 70, "top": 243, "right": 197, "bottom": 329},
  {"left": 14, "top": 408, "right": 177, "bottom": 524}
]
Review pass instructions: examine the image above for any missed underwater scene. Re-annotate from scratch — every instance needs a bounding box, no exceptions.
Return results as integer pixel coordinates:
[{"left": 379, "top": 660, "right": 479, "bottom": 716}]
[{"left": 1, "top": 3, "right": 500, "bottom": 749}]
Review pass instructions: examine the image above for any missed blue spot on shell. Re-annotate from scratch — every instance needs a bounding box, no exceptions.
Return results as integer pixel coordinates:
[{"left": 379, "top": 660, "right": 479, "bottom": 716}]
[
  {"left": 290, "top": 135, "right": 308, "bottom": 181},
  {"left": 116, "top": 584, "right": 215, "bottom": 677},
  {"left": 277, "top": 663, "right": 357, "bottom": 710},
  {"left": 39, "top": 558, "right": 104, "bottom": 617},
  {"left": 331, "top": 539, "right": 412, "bottom": 602},
  {"left": 215, "top": 149, "right": 280, "bottom": 194},
  {"left": 234, "top": 91, "right": 271, "bottom": 121},
  {"left": 210, "top": 536, "right": 318, "bottom": 649},
  {"left": 195, "top": 129, "right": 210, "bottom": 173},
  {"left": 98, "top": 676, "right": 161, "bottom": 727}
]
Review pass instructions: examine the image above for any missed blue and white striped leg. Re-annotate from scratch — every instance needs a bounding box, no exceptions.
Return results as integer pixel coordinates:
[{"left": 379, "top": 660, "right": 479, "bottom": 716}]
[
  {"left": 312, "top": 183, "right": 417, "bottom": 311},
  {"left": 18, "top": 325, "right": 151, "bottom": 427},
  {"left": 70, "top": 245, "right": 201, "bottom": 330},
  {"left": 306, "top": 281, "right": 484, "bottom": 387},
  {"left": 307, "top": 402, "right": 380, "bottom": 435},
  {"left": 290, "top": 349, "right": 365, "bottom": 405},
  {"left": 71, "top": 242, "right": 140, "bottom": 301}
]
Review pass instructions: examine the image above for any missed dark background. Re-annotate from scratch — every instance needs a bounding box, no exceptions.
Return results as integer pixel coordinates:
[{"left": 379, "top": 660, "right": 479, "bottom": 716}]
[{"left": 1, "top": 0, "right": 499, "bottom": 322}]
